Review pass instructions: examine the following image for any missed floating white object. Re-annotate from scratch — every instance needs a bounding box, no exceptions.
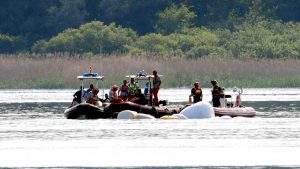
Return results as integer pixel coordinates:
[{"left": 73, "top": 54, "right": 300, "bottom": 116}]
[
  {"left": 180, "top": 101, "right": 214, "bottom": 119},
  {"left": 171, "top": 114, "right": 188, "bottom": 119},
  {"left": 117, "top": 110, "right": 138, "bottom": 119},
  {"left": 135, "top": 113, "right": 155, "bottom": 119}
]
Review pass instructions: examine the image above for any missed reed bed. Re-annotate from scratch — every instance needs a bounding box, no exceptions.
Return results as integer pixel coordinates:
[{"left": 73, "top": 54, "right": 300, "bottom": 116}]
[{"left": 1, "top": 53, "right": 300, "bottom": 89}]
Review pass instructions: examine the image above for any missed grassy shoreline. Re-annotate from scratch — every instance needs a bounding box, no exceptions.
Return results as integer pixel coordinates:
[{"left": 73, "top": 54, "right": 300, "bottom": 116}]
[{"left": 1, "top": 54, "right": 300, "bottom": 89}]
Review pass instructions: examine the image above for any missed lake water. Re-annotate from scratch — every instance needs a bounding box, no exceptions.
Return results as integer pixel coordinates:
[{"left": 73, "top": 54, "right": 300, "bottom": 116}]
[{"left": 1, "top": 88, "right": 300, "bottom": 168}]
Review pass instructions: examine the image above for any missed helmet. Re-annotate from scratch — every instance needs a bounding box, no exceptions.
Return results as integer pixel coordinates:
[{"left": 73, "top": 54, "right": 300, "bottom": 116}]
[
  {"left": 111, "top": 85, "right": 118, "bottom": 91},
  {"left": 211, "top": 80, "right": 218, "bottom": 85},
  {"left": 194, "top": 82, "right": 199, "bottom": 86}
]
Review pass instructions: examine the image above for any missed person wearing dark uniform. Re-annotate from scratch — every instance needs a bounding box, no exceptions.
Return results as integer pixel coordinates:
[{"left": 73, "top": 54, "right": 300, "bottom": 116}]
[
  {"left": 211, "top": 80, "right": 224, "bottom": 107},
  {"left": 73, "top": 86, "right": 84, "bottom": 104},
  {"left": 190, "top": 82, "right": 203, "bottom": 103}
]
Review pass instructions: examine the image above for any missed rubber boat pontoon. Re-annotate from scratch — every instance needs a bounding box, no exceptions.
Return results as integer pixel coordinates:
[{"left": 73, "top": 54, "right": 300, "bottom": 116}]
[{"left": 213, "top": 88, "right": 256, "bottom": 118}]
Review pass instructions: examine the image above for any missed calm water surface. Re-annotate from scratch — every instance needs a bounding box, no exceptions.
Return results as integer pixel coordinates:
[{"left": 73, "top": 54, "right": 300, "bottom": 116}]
[{"left": 0, "top": 88, "right": 300, "bottom": 168}]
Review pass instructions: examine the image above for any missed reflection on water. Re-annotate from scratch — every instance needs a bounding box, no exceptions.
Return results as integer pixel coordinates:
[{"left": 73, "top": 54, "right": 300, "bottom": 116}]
[{"left": 1, "top": 89, "right": 300, "bottom": 167}]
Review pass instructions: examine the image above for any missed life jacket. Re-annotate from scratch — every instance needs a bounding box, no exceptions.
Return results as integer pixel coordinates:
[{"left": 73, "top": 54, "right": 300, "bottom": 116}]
[
  {"left": 129, "top": 83, "right": 137, "bottom": 94},
  {"left": 87, "top": 93, "right": 98, "bottom": 105},
  {"left": 113, "top": 91, "right": 118, "bottom": 99},
  {"left": 121, "top": 85, "right": 128, "bottom": 91},
  {"left": 194, "top": 88, "right": 202, "bottom": 95},
  {"left": 212, "top": 85, "right": 224, "bottom": 99},
  {"left": 153, "top": 76, "right": 161, "bottom": 88}
]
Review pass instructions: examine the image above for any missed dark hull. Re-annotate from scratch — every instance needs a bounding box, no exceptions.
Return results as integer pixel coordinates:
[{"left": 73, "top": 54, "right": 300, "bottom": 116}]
[
  {"left": 108, "top": 102, "right": 184, "bottom": 118},
  {"left": 64, "top": 102, "right": 184, "bottom": 119},
  {"left": 64, "top": 103, "right": 111, "bottom": 119}
]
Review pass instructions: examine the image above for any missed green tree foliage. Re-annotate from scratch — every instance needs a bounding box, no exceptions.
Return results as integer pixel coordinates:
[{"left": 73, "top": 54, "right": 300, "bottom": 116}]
[
  {"left": 131, "top": 28, "right": 221, "bottom": 58},
  {"left": 0, "top": 0, "right": 300, "bottom": 58},
  {"left": 154, "top": 4, "right": 196, "bottom": 35},
  {"left": 96, "top": 0, "right": 172, "bottom": 34},
  {"left": 218, "top": 19, "right": 300, "bottom": 58},
  {"left": 0, "top": 34, "right": 25, "bottom": 53},
  {"left": 32, "top": 21, "right": 137, "bottom": 54}
]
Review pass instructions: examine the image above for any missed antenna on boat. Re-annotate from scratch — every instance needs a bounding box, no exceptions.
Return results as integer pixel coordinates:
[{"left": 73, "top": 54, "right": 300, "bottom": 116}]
[{"left": 98, "top": 30, "right": 104, "bottom": 99}]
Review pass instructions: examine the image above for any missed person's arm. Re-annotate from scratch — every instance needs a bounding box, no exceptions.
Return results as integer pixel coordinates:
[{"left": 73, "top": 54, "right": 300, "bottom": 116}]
[
  {"left": 201, "top": 89, "right": 203, "bottom": 99},
  {"left": 190, "top": 88, "right": 194, "bottom": 96},
  {"left": 157, "top": 77, "right": 161, "bottom": 87},
  {"left": 118, "top": 86, "right": 121, "bottom": 95}
]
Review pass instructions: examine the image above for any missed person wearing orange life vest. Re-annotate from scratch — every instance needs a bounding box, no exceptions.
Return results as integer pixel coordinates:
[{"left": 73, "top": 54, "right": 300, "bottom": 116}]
[
  {"left": 118, "top": 80, "right": 129, "bottom": 101},
  {"left": 190, "top": 82, "right": 203, "bottom": 103},
  {"left": 152, "top": 70, "right": 161, "bottom": 106}
]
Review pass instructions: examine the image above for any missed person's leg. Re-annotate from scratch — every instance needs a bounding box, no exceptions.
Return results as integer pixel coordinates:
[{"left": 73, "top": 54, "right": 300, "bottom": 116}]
[{"left": 152, "top": 88, "right": 159, "bottom": 106}]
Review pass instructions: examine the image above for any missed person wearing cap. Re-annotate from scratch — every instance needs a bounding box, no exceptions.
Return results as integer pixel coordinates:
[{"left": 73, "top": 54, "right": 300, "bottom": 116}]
[
  {"left": 118, "top": 80, "right": 129, "bottom": 101},
  {"left": 152, "top": 70, "right": 161, "bottom": 106},
  {"left": 190, "top": 82, "right": 203, "bottom": 103},
  {"left": 211, "top": 80, "right": 224, "bottom": 107}
]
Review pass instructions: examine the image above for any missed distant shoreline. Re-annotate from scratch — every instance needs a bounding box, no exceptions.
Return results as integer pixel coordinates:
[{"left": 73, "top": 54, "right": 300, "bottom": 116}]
[{"left": 1, "top": 54, "right": 300, "bottom": 89}]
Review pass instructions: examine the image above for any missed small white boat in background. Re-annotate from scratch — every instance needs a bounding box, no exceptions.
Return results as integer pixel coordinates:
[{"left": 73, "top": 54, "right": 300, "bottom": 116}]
[{"left": 213, "top": 88, "right": 256, "bottom": 118}]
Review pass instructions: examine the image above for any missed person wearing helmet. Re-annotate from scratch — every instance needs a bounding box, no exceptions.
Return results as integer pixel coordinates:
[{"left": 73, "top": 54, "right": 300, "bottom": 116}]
[
  {"left": 109, "top": 85, "right": 122, "bottom": 103},
  {"left": 211, "top": 80, "right": 224, "bottom": 107},
  {"left": 190, "top": 82, "right": 203, "bottom": 103}
]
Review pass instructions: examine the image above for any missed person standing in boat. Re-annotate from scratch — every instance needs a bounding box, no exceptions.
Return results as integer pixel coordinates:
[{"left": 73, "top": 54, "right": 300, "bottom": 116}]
[
  {"left": 128, "top": 77, "right": 139, "bottom": 101},
  {"left": 211, "top": 80, "right": 224, "bottom": 107},
  {"left": 73, "top": 85, "right": 85, "bottom": 104},
  {"left": 152, "top": 70, "right": 161, "bottom": 106},
  {"left": 190, "top": 82, "right": 203, "bottom": 103},
  {"left": 118, "top": 80, "right": 129, "bottom": 101}
]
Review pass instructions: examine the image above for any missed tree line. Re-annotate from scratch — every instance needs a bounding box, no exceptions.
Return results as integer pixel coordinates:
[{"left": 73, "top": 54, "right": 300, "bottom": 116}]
[{"left": 1, "top": 0, "right": 300, "bottom": 58}]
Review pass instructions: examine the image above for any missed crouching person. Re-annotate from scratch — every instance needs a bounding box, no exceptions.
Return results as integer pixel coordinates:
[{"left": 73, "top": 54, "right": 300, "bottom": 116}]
[{"left": 86, "top": 88, "right": 100, "bottom": 106}]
